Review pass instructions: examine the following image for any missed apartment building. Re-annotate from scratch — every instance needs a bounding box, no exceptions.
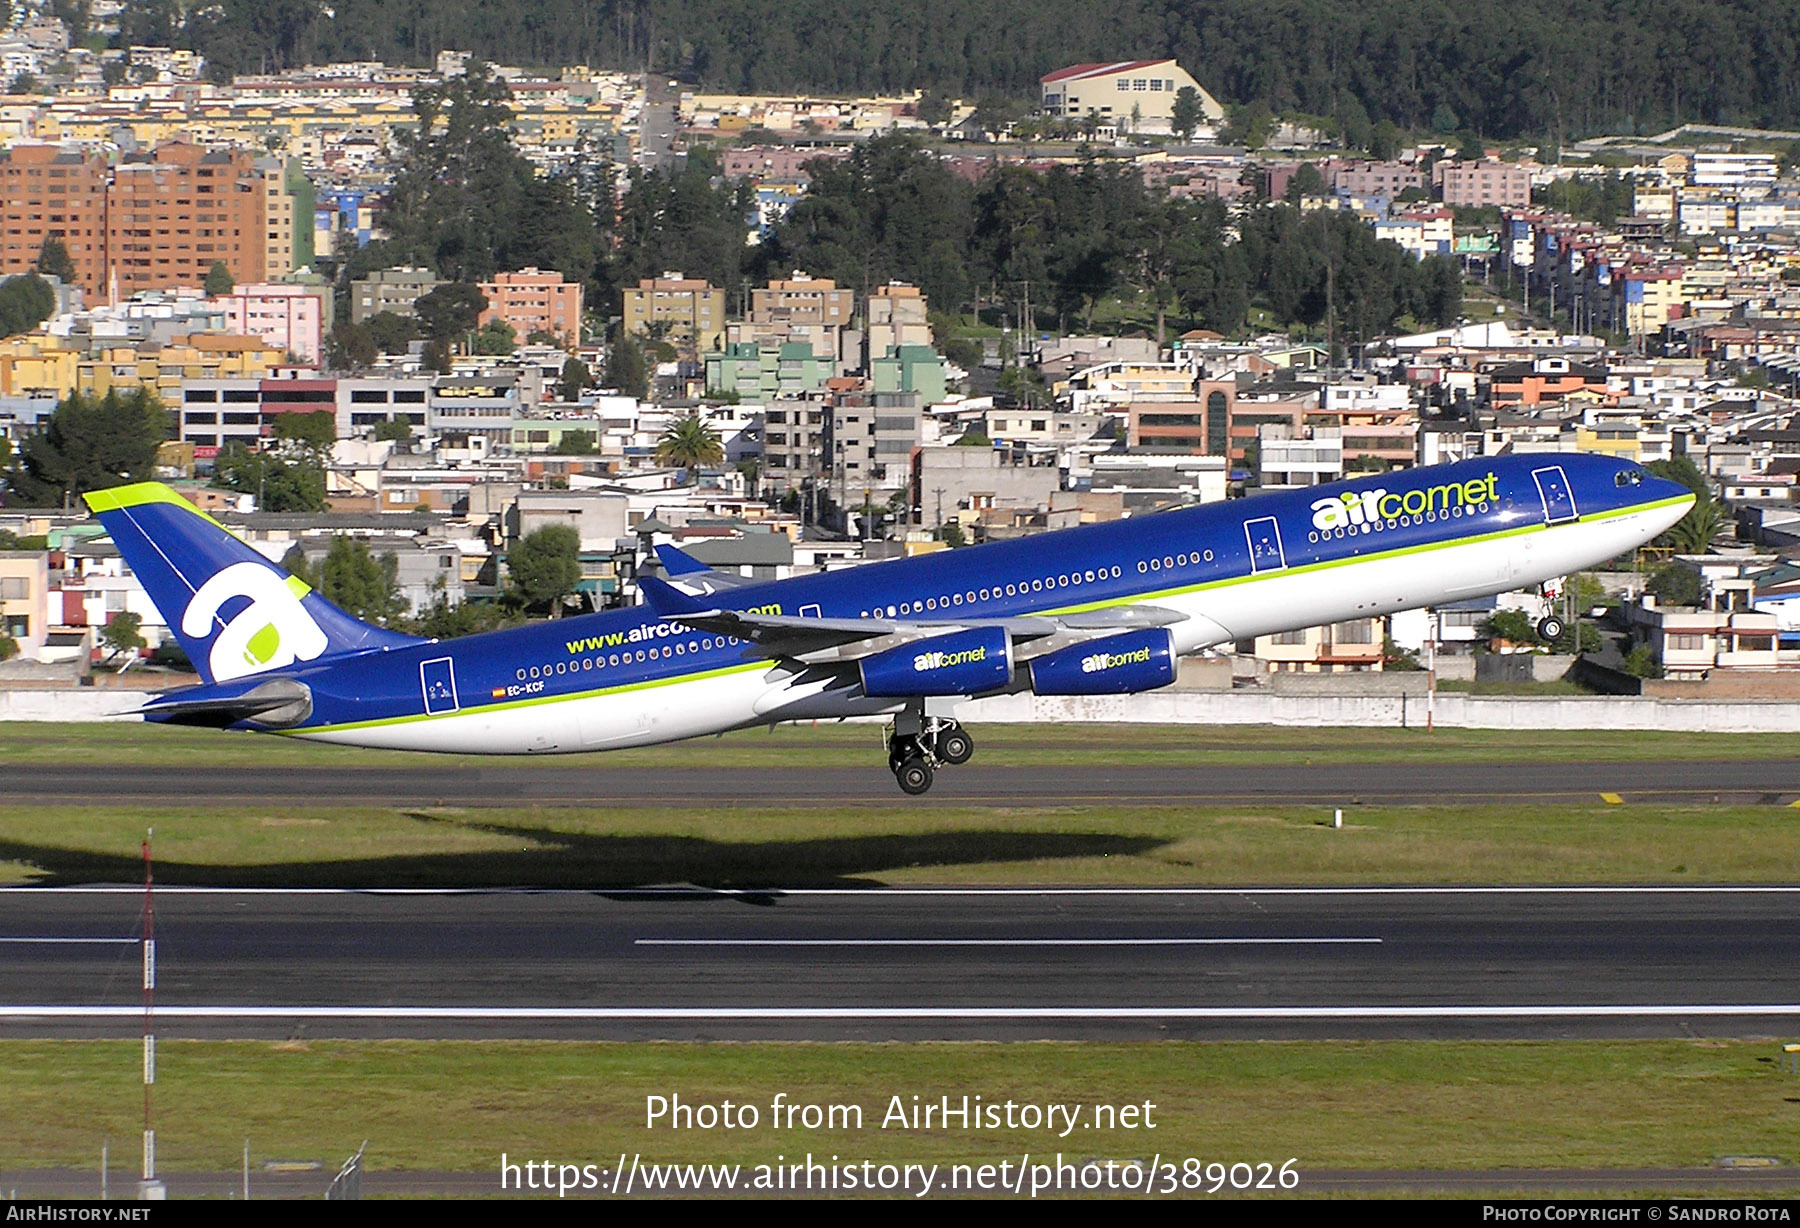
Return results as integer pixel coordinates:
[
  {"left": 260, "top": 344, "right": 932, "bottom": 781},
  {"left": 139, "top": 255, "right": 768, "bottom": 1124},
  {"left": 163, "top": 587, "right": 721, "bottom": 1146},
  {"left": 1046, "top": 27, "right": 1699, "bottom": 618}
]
[
  {"left": 1435, "top": 159, "right": 1532, "bottom": 209},
  {"left": 478, "top": 267, "right": 583, "bottom": 348},
  {"left": 866, "top": 281, "right": 932, "bottom": 360},
  {"left": 730, "top": 272, "right": 855, "bottom": 362},
  {"left": 621, "top": 272, "right": 725, "bottom": 356},
  {"left": 218, "top": 282, "right": 328, "bottom": 364},
  {"left": 0, "top": 145, "right": 108, "bottom": 298},
  {"left": 1, "top": 142, "right": 300, "bottom": 303},
  {"left": 350, "top": 266, "right": 441, "bottom": 324}
]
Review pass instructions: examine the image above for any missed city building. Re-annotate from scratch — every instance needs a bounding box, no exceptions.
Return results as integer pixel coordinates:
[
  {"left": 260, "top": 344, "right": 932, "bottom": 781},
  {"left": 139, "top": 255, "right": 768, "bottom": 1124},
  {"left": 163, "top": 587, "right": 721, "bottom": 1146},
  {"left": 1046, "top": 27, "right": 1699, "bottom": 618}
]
[
  {"left": 1038, "top": 60, "right": 1223, "bottom": 133},
  {"left": 621, "top": 272, "right": 726, "bottom": 356},
  {"left": 865, "top": 281, "right": 932, "bottom": 361},
  {"left": 1434, "top": 159, "right": 1532, "bottom": 209},
  {"left": 350, "top": 266, "right": 442, "bottom": 323},
  {"left": 730, "top": 272, "right": 855, "bottom": 364},
  {"left": 478, "top": 267, "right": 583, "bottom": 348},
  {"left": 216, "top": 282, "right": 328, "bottom": 364}
]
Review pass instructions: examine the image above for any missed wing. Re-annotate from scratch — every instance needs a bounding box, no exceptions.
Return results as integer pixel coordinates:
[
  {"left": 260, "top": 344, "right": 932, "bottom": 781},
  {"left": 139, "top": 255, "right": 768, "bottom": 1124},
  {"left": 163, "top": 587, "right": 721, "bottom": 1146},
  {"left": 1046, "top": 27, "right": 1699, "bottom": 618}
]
[{"left": 637, "top": 576, "right": 1188, "bottom": 662}]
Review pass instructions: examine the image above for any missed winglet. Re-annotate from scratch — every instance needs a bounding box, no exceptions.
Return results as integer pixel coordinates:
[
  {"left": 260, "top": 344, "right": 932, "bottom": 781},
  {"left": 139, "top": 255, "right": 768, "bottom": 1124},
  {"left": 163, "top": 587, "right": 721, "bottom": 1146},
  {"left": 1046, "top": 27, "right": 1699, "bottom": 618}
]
[
  {"left": 637, "top": 575, "right": 711, "bottom": 617},
  {"left": 654, "top": 543, "right": 714, "bottom": 577}
]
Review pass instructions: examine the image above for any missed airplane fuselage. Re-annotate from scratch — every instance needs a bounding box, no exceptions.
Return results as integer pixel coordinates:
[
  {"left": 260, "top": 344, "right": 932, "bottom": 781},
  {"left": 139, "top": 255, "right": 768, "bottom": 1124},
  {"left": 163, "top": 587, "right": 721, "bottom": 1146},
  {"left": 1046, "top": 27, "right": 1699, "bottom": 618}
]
[{"left": 243, "top": 453, "right": 1691, "bottom": 755}]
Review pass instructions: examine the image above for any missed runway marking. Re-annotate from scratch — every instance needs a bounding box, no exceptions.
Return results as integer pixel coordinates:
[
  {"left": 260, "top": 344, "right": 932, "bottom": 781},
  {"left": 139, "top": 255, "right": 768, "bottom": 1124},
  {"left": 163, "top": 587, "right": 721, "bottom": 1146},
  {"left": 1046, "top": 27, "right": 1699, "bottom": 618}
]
[
  {"left": 0, "top": 937, "right": 137, "bottom": 944},
  {"left": 1600, "top": 793, "right": 1624, "bottom": 805},
  {"left": 13, "top": 885, "right": 1800, "bottom": 897},
  {"left": 634, "top": 937, "right": 1384, "bottom": 947},
  {"left": 4, "top": 1004, "right": 1800, "bottom": 1020}
]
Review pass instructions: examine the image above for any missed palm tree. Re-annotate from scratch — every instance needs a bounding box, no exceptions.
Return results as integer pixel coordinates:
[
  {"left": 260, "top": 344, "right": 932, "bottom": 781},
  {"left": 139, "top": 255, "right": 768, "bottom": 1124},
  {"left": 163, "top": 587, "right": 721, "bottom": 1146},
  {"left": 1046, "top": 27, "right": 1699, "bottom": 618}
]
[
  {"left": 655, "top": 413, "right": 724, "bottom": 472},
  {"left": 1665, "top": 499, "right": 1726, "bottom": 555}
]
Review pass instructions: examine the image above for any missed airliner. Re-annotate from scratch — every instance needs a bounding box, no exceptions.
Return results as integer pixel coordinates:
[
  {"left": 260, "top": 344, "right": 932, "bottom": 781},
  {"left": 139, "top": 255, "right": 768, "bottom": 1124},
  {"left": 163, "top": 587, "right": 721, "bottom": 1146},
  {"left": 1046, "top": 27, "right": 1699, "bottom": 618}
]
[{"left": 85, "top": 453, "right": 1691, "bottom": 793}]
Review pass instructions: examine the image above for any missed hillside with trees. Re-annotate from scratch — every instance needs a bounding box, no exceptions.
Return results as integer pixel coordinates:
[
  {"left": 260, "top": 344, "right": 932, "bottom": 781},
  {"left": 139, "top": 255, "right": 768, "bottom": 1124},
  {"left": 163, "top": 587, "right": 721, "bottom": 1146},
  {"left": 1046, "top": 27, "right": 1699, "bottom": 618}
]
[{"left": 147, "top": 0, "right": 1800, "bottom": 140}]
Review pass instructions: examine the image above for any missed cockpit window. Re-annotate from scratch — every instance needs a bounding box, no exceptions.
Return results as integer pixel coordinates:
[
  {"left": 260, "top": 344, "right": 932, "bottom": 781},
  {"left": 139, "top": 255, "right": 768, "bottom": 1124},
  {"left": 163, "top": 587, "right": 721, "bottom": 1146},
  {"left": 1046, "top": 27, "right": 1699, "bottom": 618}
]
[{"left": 1615, "top": 470, "right": 1643, "bottom": 487}]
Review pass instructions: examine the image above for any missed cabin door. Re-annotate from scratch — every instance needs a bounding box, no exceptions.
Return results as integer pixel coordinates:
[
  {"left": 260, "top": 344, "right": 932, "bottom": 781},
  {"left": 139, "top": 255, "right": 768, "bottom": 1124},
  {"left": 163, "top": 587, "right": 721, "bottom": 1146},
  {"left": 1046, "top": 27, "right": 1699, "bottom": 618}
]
[
  {"left": 1245, "top": 517, "right": 1288, "bottom": 573},
  {"left": 420, "top": 656, "right": 460, "bottom": 715},
  {"left": 1532, "top": 466, "right": 1579, "bottom": 524}
]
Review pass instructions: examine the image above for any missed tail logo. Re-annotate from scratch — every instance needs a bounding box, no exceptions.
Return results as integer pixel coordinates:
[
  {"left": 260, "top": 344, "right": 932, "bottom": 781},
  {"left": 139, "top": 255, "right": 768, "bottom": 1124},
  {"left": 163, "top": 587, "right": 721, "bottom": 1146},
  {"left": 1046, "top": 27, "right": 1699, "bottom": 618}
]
[{"left": 182, "top": 562, "right": 330, "bottom": 681}]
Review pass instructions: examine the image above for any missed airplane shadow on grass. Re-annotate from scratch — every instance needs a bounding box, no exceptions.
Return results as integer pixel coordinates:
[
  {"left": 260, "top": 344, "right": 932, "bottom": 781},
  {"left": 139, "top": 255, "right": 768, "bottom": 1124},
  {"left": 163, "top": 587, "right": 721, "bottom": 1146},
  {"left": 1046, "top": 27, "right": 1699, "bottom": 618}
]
[{"left": 0, "top": 814, "right": 1172, "bottom": 891}]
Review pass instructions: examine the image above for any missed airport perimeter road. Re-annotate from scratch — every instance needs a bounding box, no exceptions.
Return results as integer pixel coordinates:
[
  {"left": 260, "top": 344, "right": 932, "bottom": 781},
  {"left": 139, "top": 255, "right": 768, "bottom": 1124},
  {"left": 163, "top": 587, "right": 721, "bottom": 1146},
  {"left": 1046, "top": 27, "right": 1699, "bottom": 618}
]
[
  {"left": 11, "top": 758, "right": 1800, "bottom": 807},
  {"left": 3, "top": 886, "right": 1799, "bottom": 1041}
]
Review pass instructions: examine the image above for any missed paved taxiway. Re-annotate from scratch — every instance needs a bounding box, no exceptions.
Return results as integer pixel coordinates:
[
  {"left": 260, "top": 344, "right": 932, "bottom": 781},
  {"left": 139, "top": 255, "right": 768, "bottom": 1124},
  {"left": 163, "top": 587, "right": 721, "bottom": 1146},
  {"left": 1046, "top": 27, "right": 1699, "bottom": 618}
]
[
  {"left": 3, "top": 886, "right": 1798, "bottom": 1041},
  {"left": 11, "top": 758, "right": 1800, "bottom": 806}
]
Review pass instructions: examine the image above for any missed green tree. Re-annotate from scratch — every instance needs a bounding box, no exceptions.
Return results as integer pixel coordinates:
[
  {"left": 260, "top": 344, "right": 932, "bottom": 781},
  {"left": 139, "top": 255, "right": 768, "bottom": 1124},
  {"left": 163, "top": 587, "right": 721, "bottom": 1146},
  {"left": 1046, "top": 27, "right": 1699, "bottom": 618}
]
[
  {"left": 471, "top": 318, "right": 517, "bottom": 355},
  {"left": 1222, "top": 100, "right": 1273, "bottom": 149},
  {"left": 1665, "top": 500, "right": 1726, "bottom": 554},
  {"left": 1647, "top": 564, "right": 1704, "bottom": 607},
  {"left": 0, "top": 273, "right": 57, "bottom": 338},
  {"left": 952, "top": 428, "right": 991, "bottom": 446},
  {"left": 605, "top": 329, "right": 649, "bottom": 400},
  {"left": 272, "top": 409, "right": 336, "bottom": 454},
  {"left": 406, "top": 592, "right": 518, "bottom": 639},
  {"left": 204, "top": 261, "right": 235, "bottom": 296},
  {"left": 363, "top": 310, "right": 421, "bottom": 353},
  {"left": 1285, "top": 163, "right": 1327, "bottom": 202},
  {"left": 1623, "top": 644, "right": 1664, "bottom": 679},
  {"left": 7, "top": 388, "right": 168, "bottom": 506},
  {"left": 318, "top": 536, "right": 405, "bottom": 626},
  {"left": 655, "top": 413, "right": 724, "bottom": 470},
  {"left": 1171, "top": 86, "right": 1204, "bottom": 143},
  {"left": 552, "top": 429, "right": 598, "bottom": 455},
  {"left": 915, "top": 89, "right": 952, "bottom": 126},
  {"left": 100, "top": 610, "right": 146, "bottom": 661},
  {"left": 35, "top": 236, "right": 75, "bottom": 282},
  {"left": 937, "top": 522, "right": 967, "bottom": 548},
  {"left": 557, "top": 356, "right": 590, "bottom": 402},
  {"left": 414, "top": 283, "right": 487, "bottom": 343},
  {"left": 211, "top": 443, "right": 326, "bottom": 512},
  {"left": 325, "top": 321, "right": 377, "bottom": 370},
  {"left": 0, "top": 635, "right": 18, "bottom": 661},
  {"left": 373, "top": 418, "right": 414, "bottom": 444},
  {"left": 507, "top": 525, "right": 582, "bottom": 617}
]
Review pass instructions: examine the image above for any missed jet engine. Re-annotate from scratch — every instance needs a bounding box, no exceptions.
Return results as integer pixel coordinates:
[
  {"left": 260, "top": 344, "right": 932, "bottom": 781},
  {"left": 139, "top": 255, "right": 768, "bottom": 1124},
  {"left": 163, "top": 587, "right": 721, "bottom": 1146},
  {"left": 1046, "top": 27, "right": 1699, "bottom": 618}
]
[
  {"left": 859, "top": 627, "right": 1012, "bottom": 697},
  {"left": 1028, "top": 629, "right": 1177, "bottom": 696}
]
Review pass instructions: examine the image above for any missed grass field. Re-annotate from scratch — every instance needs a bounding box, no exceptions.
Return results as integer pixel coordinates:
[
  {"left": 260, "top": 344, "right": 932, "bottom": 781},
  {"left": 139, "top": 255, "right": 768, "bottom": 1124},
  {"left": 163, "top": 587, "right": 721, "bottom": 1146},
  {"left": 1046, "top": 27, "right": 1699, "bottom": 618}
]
[
  {"left": 6, "top": 721, "right": 1797, "bottom": 1193},
  {"left": 3, "top": 720, "right": 1798, "bottom": 887},
  {"left": 5, "top": 1039, "right": 1800, "bottom": 1179},
  {"left": 4, "top": 720, "right": 1796, "bottom": 770},
  {"left": 3, "top": 801, "right": 1799, "bottom": 888}
]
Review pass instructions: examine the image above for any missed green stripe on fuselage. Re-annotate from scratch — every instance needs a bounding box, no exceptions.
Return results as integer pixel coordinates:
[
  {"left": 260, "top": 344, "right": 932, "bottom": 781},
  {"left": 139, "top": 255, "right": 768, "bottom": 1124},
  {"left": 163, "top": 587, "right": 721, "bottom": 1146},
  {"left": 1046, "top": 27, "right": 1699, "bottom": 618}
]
[{"left": 290, "top": 493, "right": 1689, "bottom": 737}]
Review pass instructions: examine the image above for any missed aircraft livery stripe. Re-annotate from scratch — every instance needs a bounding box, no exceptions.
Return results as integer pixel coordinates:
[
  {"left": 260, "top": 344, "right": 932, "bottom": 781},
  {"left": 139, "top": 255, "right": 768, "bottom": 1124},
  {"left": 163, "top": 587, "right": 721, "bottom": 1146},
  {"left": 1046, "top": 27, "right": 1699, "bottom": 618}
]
[
  {"left": 1038, "top": 492, "right": 1690, "bottom": 615},
  {"left": 288, "top": 660, "right": 770, "bottom": 736},
  {"left": 288, "top": 492, "right": 1688, "bottom": 737}
]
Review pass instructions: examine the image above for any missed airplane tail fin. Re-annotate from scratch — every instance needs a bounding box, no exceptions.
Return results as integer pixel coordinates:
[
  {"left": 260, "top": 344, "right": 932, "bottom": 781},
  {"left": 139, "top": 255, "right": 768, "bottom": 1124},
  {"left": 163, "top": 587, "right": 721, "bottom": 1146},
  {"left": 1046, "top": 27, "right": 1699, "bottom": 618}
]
[{"left": 84, "top": 482, "right": 421, "bottom": 684}]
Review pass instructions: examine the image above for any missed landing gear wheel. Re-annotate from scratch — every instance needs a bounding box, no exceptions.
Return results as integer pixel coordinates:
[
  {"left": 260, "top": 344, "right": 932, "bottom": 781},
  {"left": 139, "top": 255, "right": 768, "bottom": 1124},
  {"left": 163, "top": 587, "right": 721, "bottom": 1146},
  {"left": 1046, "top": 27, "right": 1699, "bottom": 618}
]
[
  {"left": 937, "top": 726, "right": 974, "bottom": 766},
  {"left": 895, "top": 756, "right": 934, "bottom": 795},
  {"left": 1536, "top": 615, "right": 1565, "bottom": 641}
]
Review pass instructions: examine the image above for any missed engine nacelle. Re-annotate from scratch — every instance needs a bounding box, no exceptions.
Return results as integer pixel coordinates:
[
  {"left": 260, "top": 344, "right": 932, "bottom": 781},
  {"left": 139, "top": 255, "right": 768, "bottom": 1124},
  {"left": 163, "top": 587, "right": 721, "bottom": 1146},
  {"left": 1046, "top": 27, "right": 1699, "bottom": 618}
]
[
  {"left": 859, "top": 626, "right": 1013, "bottom": 697},
  {"left": 1028, "top": 629, "right": 1177, "bottom": 696}
]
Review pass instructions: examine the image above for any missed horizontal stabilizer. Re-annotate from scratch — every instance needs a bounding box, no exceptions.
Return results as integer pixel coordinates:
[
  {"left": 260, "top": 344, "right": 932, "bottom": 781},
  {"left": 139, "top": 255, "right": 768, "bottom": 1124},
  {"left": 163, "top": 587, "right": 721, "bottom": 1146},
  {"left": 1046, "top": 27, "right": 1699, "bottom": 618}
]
[
  {"left": 654, "top": 543, "right": 713, "bottom": 577},
  {"left": 139, "top": 677, "right": 314, "bottom": 729},
  {"left": 635, "top": 575, "right": 711, "bottom": 617}
]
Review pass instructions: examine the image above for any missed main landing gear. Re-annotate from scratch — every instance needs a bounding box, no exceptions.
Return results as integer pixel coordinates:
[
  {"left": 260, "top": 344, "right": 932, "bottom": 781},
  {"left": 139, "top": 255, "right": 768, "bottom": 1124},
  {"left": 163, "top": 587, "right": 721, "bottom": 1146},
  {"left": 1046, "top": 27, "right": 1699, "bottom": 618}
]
[{"left": 885, "top": 710, "right": 974, "bottom": 795}]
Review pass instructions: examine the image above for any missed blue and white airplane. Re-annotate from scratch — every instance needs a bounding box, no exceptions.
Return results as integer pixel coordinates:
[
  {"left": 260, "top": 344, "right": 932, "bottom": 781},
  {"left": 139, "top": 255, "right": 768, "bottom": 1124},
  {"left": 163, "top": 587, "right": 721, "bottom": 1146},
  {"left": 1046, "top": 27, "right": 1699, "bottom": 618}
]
[{"left": 86, "top": 452, "right": 1691, "bottom": 793}]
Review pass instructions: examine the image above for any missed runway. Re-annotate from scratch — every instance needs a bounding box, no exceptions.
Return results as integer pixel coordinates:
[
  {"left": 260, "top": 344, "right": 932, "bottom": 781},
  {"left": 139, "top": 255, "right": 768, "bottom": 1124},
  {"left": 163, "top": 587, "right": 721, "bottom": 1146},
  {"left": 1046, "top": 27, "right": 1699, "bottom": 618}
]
[
  {"left": 3, "top": 886, "right": 1799, "bottom": 1041},
  {"left": 9, "top": 758, "right": 1800, "bottom": 806}
]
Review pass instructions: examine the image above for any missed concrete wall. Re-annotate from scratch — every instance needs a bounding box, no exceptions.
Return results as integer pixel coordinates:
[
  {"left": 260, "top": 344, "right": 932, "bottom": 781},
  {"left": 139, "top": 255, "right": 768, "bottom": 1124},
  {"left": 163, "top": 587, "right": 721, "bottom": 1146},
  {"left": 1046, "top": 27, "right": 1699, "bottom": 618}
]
[
  {"left": 7, "top": 686, "right": 1800, "bottom": 733},
  {"left": 959, "top": 690, "right": 1800, "bottom": 732},
  {"left": 0, "top": 690, "right": 152, "bottom": 720}
]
